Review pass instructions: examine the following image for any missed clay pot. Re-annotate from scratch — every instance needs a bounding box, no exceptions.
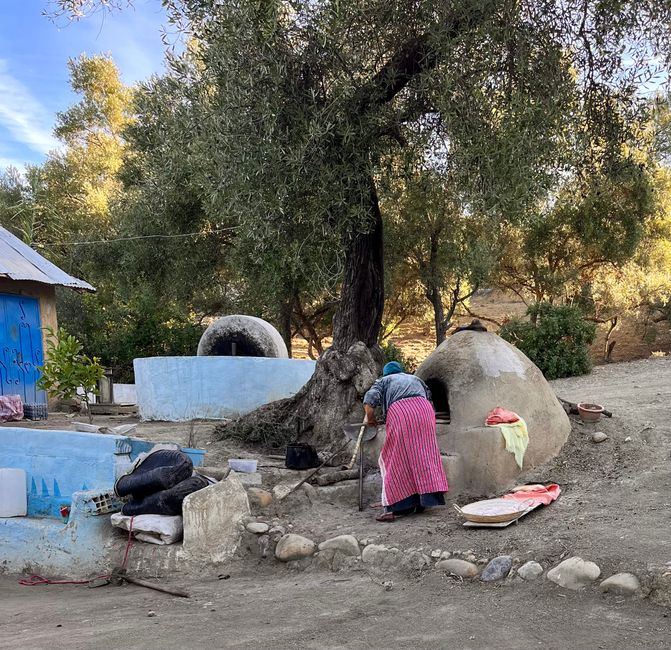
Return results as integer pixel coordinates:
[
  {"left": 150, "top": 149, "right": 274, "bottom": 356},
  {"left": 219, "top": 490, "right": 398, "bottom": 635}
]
[{"left": 577, "top": 402, "right": 604, "bottom": 423}]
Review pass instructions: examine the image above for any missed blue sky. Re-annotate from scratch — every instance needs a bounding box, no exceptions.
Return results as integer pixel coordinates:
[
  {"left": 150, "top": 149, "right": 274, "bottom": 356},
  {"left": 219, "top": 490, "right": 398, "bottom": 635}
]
[{"left": 0, "top": 0, "right": 168, "bottom": 170}]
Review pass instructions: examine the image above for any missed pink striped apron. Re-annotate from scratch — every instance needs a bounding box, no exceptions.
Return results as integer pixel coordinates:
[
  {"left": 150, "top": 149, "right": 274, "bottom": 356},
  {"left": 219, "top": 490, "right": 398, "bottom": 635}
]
[{"left": 379, "top": 396, "right": 448, "bottom": 506}]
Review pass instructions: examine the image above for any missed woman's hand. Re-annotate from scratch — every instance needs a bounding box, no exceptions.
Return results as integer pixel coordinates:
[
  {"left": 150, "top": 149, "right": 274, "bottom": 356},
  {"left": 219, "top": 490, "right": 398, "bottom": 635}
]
[{"left": 364, "top": 404, "right": 378, "bottom": 427}]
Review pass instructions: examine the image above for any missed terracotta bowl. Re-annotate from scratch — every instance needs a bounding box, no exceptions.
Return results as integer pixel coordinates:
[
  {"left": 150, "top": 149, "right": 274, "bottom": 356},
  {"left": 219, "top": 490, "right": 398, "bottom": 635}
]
[{"left": 577, "top": 402, "right": 604, "bottom": 423}]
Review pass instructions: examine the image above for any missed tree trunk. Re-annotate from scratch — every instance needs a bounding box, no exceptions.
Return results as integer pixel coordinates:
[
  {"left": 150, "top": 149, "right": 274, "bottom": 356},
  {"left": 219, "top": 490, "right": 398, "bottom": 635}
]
[
  {"left": 428, "top": 286, "right": 448, "bottom": 347},
  {"left": 278, "top": 293, "right": 293, "bottom": 358},
  {"left": 603, "top": 316, "right": 618, "bottom": 362},
  {"left": 331, "top": 179, "right": 385, "bottom": 352}
]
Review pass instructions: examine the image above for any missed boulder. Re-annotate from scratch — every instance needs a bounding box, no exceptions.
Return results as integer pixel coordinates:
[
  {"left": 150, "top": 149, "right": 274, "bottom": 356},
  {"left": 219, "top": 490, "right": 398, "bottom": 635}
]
[
  {"left": 361, "top": 544, "right": 402, "bottom": 570},
  {"left": 435, "top": 558, "right": 479, "bottom": 578},
  {"left": 592, "top": 432, "right": 608, "bottom": 444},
  {"left": 180, "top": 472, "right": 250, "bottom": 564},
  {"left": 416, "top": 331, "right": 570, "bottom": 495},
  {"left": 480, "top": 556, "right": 513, "bottom": 582},
  {"left": 275, "top": 534, "right": 316, "bottom": 562},
  {"left": 546, "top": 557, "right": 601, "bottom": 590},
  {"left": 599, "top": 573, "right": 640, "bottom": 595},
  {"left": 518, "top": 561, "right": 544, "bottom": 581},
  {"left": 318, "top": 535, "right": 360, "bottom": 557},
  {"left": 247, "top": 487, "right": 273, "bottom": 508}
]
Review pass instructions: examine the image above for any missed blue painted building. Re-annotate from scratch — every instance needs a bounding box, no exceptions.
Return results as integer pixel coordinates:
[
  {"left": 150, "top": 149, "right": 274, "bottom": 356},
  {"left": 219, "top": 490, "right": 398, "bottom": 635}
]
[{"left": 0, "top": 226, "right": 94, "bottom": 406}]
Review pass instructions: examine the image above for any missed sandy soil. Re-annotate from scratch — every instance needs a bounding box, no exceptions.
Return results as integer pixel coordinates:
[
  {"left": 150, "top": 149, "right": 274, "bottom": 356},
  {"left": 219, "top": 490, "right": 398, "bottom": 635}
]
[{"left": 3, "top": 357, "right": 671, "bottom": 648}]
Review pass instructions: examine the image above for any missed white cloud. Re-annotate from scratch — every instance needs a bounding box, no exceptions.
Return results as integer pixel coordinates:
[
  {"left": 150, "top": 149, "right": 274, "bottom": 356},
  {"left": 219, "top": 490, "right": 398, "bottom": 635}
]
[
  {"left": 0, "top": 157, "right": 28, "bottom": 172},
  {"left": 0, "top": 59, "right": 59, "bottom": 157}
]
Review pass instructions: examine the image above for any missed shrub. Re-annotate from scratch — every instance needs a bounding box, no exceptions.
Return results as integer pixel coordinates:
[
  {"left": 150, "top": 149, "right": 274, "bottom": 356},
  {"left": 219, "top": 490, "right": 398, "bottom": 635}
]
[
  {"left": 499, "top": 303, "right": 596, "bottom": 379},
  {"left": 380, "top": 341, "right": 418, "bottom": 374}
]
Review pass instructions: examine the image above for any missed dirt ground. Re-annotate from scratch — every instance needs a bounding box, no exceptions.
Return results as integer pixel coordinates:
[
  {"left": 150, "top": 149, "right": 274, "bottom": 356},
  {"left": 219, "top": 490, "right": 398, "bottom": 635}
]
[{"left": 2, "top": 357, "right": 671, "bottom": 648}]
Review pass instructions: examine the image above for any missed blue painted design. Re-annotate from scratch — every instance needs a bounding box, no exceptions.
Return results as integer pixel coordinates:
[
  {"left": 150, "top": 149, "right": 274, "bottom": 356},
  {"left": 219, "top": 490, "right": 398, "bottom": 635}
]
[
  {"left": 41, "top": 478, "right": 49, "bottom": 496},
  {"left": 0, "top": 293, "right": 46, "bottom": 404},
  {"left": 30, "top": 477, "right": 37, "bottom": 495},
  {"left": 53, "top": 479, "right": 60, "bottom": 496}
]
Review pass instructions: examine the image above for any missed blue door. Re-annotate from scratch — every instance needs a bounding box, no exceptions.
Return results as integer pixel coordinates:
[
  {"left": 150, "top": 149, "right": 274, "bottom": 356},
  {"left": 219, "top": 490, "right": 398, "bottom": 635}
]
[{"left": 0, "top": 294, "right": 46, "bottom": 404}]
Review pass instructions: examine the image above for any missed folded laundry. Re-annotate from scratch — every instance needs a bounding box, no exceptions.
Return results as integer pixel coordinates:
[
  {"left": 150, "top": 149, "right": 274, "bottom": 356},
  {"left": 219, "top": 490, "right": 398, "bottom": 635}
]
[
  {"left": 502, "top": 483, "right": 561, "bottom": 507},
  {"left": 485, "top": 406, "right": 521, "bottom": 425}
]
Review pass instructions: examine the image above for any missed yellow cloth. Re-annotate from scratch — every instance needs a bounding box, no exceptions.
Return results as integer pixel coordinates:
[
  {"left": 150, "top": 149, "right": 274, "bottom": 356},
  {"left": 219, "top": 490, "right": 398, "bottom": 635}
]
[{"left": 487, "top": 418, "right": 529, "bottom": 469}]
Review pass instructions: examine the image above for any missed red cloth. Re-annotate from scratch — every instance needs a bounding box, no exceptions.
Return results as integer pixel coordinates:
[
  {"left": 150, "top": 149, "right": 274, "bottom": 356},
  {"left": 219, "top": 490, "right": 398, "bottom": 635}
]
[
  {"left": 379, "top": 396, "right": 448, "bottom": 507},
  {"left": 502, "top": 483, "right": 561, "bottom": 507},
  {"left": 485, "top": 406, "right": 521, "bottom": 425}
]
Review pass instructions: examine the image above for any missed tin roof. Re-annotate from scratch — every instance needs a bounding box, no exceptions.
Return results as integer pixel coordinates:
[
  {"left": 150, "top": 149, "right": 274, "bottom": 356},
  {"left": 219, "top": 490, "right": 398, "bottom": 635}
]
[{"left": 0, "top": 226, "right": 95, "bottom": 291}]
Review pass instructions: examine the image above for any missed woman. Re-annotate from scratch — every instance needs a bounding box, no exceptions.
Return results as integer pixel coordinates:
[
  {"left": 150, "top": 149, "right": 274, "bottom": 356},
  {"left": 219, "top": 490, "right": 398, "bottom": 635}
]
[{"left": 364, "top": 361, "right": 448, "bottom": 522}]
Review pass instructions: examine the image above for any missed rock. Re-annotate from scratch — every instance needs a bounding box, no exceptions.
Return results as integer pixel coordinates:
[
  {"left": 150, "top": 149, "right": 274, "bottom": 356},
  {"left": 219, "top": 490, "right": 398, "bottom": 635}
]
[
  {"left": 624, "top": 436, "right": 632, "bottom": 442},
  {"left": 257, "top": 534, "right": 270, "bottom": 558},
  {"left": 147, "top": 610, "right": 156, "bottom": 618},
  {"left": 440, "top": 551, "right": 451, "bottom": 560},
  {"left": 547, "top": 557, "right": 601, "bottom": 590},
  {"left": 269, "top": 525, "right": 286, "bottom": 538},
  {"left": 650, "top": 570, "right": 671, "bottom": 607},
  {"left": 301, "top": 483, "right": 318, "bottom": 503},
  {"left": 430, "top": 549, "right": 442, "bottom": 559},
  {"left": 318, "top": 535, "right": 360, "bottom": 557},
  {"left": 480, "top": 556, "right": 513, "bottom": 582},
  {"left": 435, "top": 558, "right": 479, "bottom": 578},
  {"left": 275, "top": 534, "right": 316, "bottom": 562},
  {"left": 599, "top": 573, "right": 640, "bottom": 595},
  {"left": 181, "top": 472, "right": 250, "bottom": 563},
  {"left": 592, "top": 432, "right": 608, "bottom": 443},
  {"left": 247, "top": 487, "right": 273, "bottom": 508},
  {"left": 246, "top": 522, "right": 270, "bottom": 534},
  {"left": 465, "top": 554, "right": 477, "bottom": 563},
  {"left": 361, "top": 544, "right": 402, "bottom": 570},
  {"left": 518, "top": 561, "right": 544, "bottom": 581},
  {"left": 403, "top": 551, "right": 431, "bottom": 570},
  {"left": 272, "top": 482, "right": 298, "bottom": 500}
]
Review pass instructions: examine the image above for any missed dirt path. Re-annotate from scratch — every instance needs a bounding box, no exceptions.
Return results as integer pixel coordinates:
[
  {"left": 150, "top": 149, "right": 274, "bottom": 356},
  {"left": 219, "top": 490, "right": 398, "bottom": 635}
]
[{"left": 1, "top": 568, "right": 669, "bottom": 650}]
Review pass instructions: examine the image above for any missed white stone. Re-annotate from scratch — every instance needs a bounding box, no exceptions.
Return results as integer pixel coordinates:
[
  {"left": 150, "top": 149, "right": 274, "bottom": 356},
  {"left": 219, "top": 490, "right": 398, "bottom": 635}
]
[
  {"left": 435, "top": 558, "right": 479, "bottom": 578},
  {"left": 403, "top": 551, "right": 431, "bottom": 570},
  {"left": 275, "top": 534, "right": 316, "bottom": 562},
  {"left": 599, "top": 573, "right": 640, "bottom": 595},
  {"left": 430, "top": 549, "right": 442, "bottom": 558},
  {"left": 518, "top": 561, "right": 544, "bottom": 581},
  {"left": 440, "top": 551, "right": 451, "bottom": 560},
  {"left": 361, "top": 544, "right": 402, "bottom": 569},
  {"left": 180, "top": 472, "right": 250, "bottom": 564},
  {"left": 547, "top": 557, "right": 601, "bottom": 590},
  {"left": 318, "top": 535, "right": 360, "bottom": 557},
  {"left": 592, "top": 432, "right": 608, "bottom": 443},
  {"left": 246, "top": 522, "right": 269, "bottom": 534}
]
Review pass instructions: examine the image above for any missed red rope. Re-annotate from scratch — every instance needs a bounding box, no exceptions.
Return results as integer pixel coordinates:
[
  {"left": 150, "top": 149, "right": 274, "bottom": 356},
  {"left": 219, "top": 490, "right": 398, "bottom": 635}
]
[{"left": 19, "top": 515, "right": 134, "bottom": 587}]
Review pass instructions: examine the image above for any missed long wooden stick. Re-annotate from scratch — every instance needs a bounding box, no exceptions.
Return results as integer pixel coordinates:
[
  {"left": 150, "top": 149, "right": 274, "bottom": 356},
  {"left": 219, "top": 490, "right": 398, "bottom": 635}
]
[
  {"left": 122, "top": 574, "right": 190, "bottom": 598},
  {"left": 345, "top": 421, "right": 367, "bottom": 470}
]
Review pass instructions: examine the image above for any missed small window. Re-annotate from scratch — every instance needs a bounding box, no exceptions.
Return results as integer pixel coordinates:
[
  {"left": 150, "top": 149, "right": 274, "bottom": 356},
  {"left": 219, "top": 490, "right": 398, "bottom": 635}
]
[{"left": 425, "top": 378, "right": 449, "bottom": 418}]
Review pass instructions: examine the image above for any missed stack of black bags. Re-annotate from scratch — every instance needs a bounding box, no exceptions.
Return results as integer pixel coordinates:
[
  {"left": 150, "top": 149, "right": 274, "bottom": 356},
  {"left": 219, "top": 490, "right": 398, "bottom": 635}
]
[{"left": 114, "top": 449, "right": 210, "bottom": 516}]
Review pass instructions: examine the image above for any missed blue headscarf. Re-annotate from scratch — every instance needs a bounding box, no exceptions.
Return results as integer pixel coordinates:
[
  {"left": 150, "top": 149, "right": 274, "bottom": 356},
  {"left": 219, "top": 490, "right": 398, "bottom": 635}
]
[{"left": 383, "top": 361, "right": 404, "bottom": 376}]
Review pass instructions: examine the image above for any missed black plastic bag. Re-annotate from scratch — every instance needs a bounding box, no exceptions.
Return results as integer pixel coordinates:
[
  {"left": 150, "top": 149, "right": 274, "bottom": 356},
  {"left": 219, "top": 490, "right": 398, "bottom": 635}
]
[
  {"left": 115, "top": 449, "right": 193, "bottom": 499},
  {"left": 285, "top": 443, "right": 320, "bottom": 470},
  {"left": 121, "top": 475, "right": 210, "bottom": 516}
]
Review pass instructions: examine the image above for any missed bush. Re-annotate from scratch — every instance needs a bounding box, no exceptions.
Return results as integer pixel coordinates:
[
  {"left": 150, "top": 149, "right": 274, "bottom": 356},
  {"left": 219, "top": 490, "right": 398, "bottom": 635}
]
[
  {"left": 499, "top": 303, "right": 596, "bottom": 379},
  {"left": 380, "top": 341, "right": 418, "bottom": 374}
]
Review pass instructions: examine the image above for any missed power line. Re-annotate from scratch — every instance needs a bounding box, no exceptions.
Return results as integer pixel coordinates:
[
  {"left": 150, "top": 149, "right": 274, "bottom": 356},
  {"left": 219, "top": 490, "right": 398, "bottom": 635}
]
[{"left": 39, "top": 227, "right": 238, "bottom": 247}]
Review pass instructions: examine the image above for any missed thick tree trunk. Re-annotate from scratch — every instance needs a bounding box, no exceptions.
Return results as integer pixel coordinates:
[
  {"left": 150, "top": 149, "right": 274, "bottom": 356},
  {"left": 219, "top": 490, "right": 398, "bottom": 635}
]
[
  {"left": 331, "top": 180, "right": 385, "bottom": 352},
  {"left": 428, "top": 286, "right": 448, "bottom": 347},
  {"left": 278, "top": 293, "right": 293, "bottom": 358}
]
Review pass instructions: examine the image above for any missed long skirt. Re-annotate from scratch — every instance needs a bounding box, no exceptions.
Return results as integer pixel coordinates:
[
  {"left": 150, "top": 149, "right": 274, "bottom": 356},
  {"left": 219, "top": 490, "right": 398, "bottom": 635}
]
[{"left": 379, "top": 396, "right": 448, "bottom": 514}]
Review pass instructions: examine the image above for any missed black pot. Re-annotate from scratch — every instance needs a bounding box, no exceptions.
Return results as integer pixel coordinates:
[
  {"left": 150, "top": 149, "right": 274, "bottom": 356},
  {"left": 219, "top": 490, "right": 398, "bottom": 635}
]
[{"left": 285, "top": 443, "right": 320, "bottom": 470}]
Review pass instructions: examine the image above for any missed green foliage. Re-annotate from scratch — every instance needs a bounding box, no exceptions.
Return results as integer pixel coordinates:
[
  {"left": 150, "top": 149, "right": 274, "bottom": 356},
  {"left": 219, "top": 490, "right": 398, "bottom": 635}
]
[
  {"left": 380, "top": 341, "right": 418, "bottom": 374},
  {"left": 499, "top": 303, "right": 596, "bottom": 379},
  {"left": 37, "top": 327, "right": 105, "bottom": 421}
]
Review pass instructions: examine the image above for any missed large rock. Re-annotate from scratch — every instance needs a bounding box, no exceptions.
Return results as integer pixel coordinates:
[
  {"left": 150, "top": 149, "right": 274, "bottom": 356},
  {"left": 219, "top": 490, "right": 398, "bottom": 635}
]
[
  {"left": 318, "top": 535, "right": 361, "bottom": 557},
  {"left": 599, "top": 573, "right": 641, "bottom": 595},
  {"left": 435, "top": 558, "right": 479, "bottom": 578},
  {"left": 275, "top": 534, "right": 316, "bottom": 562},
  {"left": 197, "top": 314, "right": 288, "bottom": 357},
  {"left": 546, "top": 557, "right": 601, "bottom": 590},
  {"left": 415, "top": 331, "right": 570, "bottom": 495},
  {"left": 180, "top": 472, "right": 250, "bottom": 564},
  {"left": 361, "top": 544, "right": 402, "bottom": 570},
  {"left": 518, "top": 561, "right": 544, "bottom": 581},
  {"left": 480, "top": 556, "right": 512, "bottom": 582}
]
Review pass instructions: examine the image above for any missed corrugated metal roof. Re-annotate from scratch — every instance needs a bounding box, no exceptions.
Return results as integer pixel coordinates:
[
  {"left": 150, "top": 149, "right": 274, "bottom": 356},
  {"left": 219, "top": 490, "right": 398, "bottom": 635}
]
[{"left": 0, "top": 226, "right": 95, "bottom": 291}]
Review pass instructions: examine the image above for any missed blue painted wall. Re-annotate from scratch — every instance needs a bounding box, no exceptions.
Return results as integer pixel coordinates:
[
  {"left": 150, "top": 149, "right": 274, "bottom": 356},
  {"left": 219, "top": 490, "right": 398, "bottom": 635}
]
[{"left": 134, "top": 356, "right": 316, "bottom": 421}]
